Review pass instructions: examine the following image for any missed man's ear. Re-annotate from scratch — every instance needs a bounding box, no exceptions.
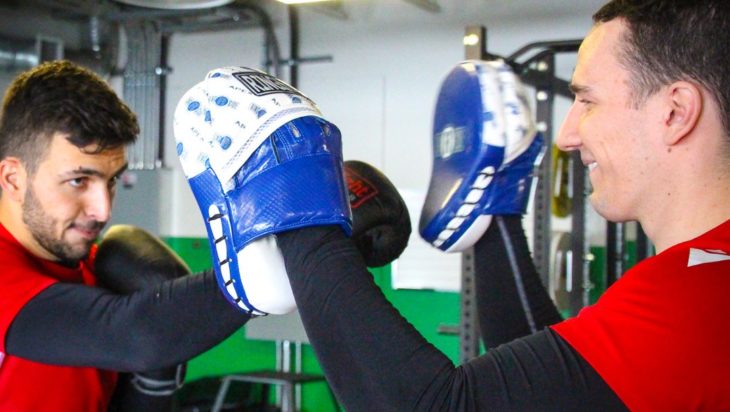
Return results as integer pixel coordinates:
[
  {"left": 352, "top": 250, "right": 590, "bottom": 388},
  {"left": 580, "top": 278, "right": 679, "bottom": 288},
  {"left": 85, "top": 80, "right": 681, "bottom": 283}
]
[
  {"left": 0, "top": 157, "right": 28, "bottom": 202},
  {"left": 663, "top": 81, "right": 702, "bottom": 146}
]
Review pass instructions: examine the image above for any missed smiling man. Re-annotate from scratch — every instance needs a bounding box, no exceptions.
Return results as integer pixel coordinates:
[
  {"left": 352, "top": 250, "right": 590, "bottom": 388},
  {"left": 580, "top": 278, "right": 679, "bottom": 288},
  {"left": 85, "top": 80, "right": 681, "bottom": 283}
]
[
  {"left": 558, "top": 10, "right": 729, "bottom": 252},
  {"left": 551, "top": 4, "right": 730, "bottom": 409}
]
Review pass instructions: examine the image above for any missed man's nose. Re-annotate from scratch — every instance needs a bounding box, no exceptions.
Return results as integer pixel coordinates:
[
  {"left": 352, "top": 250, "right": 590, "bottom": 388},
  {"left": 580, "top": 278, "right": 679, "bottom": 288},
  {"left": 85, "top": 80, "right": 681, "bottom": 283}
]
[
  {"left": 84, "top": 185, "right": 112, "bottom": 222},
  {"left": 556, "top": 102, "right": 581, "bottom": 151}
]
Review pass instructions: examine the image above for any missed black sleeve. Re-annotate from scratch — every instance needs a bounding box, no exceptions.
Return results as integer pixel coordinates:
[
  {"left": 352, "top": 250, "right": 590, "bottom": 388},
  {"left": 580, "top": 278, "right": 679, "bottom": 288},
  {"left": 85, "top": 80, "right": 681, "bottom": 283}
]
[
  {"left": 5, "top": 270, "right": 250, "bottom": 371},
  {"left": 474, "top": 215, "right": 564, "bottom": 347},
  {"left": 277, "top": 227, "right": 627, "bottom": 411},
  {"left": 108, "top": 371, "right": 182, "bottom": 412}
]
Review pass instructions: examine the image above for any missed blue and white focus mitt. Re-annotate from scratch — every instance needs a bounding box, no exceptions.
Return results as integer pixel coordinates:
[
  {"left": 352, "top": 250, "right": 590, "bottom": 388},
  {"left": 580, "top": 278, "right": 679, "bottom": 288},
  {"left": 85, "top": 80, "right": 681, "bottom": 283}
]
[
  {"left": 419, "top": 60, "right": 544, "bottom": 252},
  {"left": 174, "top": 67, "right": 352, "bottom": 315}
]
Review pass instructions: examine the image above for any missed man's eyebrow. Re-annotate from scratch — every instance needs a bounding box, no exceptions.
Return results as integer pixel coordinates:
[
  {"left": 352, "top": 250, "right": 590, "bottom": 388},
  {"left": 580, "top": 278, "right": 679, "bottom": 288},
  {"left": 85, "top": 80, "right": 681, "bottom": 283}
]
[
  {"left": 569, "top": 83, "right": 591, "bottom": 96},
  {"left": 61, "top": 167, "right": 104, "bottom": 178},
  {"left": 61, "top": 163, "right": 128, "bottom": 179}
]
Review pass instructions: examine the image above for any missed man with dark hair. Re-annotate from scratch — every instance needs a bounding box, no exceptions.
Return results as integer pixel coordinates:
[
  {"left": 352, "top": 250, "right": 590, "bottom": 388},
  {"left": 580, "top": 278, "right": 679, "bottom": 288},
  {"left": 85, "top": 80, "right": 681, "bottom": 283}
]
[
  {"left": 188, "top": 0, "right": 729, "bottom": 410},
  {"left": 592, "top": 0, "right": 730, "bottom": 136},
  {"left": 0, "top": 61, "right": 253, "bottom": 411},
  {"left": 0, "top": 60, "right": 139, "bottom": 174},
  {"left": 0, "top": 61, "right": 138, "bottom": 263}
]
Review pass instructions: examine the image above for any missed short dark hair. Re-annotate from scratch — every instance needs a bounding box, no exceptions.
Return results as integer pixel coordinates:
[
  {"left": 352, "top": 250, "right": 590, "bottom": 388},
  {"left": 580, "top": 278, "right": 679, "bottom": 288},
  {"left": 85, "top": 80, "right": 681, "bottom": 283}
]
[
  {"left": 594, "top": 0, "right": 730, "bottom": 138},
  {"left": 0, "top": 60, "right": 139, "bottom": 173}
]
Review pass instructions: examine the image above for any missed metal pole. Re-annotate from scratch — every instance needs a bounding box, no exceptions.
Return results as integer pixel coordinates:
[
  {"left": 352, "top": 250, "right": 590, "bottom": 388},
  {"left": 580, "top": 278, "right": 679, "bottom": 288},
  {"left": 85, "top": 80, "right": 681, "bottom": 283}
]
[
  {"left": 606, "top": 222, "right": 625, "bottom": 288},
  {"left": 459, "top": 249, "right": 480, "bottom": 363},
  {"left": 457, "top": 25, "right": 487, "bottom": 363},
  {"left": 636, "top": 222, "right": 654, "bottom": 262},
  {"left": 569, "top": 153, "right": 591, "bottom": 314},
  {"left": 532, "top": 53, "right": 555, "bottom": 290}
]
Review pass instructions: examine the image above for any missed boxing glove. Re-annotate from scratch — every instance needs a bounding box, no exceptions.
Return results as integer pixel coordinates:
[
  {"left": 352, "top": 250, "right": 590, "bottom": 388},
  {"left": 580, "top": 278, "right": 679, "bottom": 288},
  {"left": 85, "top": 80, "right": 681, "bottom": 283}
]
[
  {"left": 95, "top": 225, "right": 187, "bottom": 402},
  {"left": 174, "top": 66, "right": 351, "bottom": 315},
  {"left": 345, "top": 160, "right": 411, "bottom": 267}
]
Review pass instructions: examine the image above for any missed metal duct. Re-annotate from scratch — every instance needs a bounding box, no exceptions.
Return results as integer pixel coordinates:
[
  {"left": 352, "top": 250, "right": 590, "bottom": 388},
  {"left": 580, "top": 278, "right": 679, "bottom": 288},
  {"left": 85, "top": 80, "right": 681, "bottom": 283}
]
[
  {"left": 123, "top": 20, "right": 162, "bottom": 170},
  {"left": 0, "top": 35, "right": 64, "bottom": 71},
  {"left": 118, "top": 3, "right": 283, "bottom": 171}
]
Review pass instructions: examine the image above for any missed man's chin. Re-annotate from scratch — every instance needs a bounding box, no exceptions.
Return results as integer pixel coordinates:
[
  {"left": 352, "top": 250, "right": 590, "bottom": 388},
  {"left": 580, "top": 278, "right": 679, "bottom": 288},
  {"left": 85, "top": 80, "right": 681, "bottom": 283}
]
[
  {"left": 588, "top": 193, "right": 612, "bottom": 220},
  {"left": 589, "top": 195, "right": 634, "bottom": 223},
  {"left": 74, "top": 239, "right": 96, "bottom": 259},
  {"left": 57, "top": 239, "right": 96, "bottom": 263}
]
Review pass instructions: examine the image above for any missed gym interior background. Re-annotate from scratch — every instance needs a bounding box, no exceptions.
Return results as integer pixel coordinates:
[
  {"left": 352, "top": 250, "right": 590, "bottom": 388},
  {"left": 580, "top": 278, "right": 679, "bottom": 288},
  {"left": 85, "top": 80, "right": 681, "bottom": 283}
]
[{"left": 0, "top": 0, "right": 641, "bottom": 410}]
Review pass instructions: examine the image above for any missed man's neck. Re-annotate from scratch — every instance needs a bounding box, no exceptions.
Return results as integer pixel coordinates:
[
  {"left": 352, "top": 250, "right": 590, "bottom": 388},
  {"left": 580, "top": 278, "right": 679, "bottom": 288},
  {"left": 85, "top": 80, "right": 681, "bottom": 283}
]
[
  {"left": 640, "top": 164, "right": 730, "bottom": 254},
  {"left": 646, "top": 209, "right": 729, "bottom": 254}
]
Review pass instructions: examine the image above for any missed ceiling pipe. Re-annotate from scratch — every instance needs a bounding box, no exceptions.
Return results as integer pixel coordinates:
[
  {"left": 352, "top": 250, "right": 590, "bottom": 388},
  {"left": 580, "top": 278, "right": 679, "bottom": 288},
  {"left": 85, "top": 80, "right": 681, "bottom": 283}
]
[
  {"left": 0, "top": 35, "right": 64, "bottom": 71},
  {"left": 288, "top": 4, "right": 299, "bottom": 87},
  {"left": 0, "top": 37, "right": 39, "bottom": 70}
]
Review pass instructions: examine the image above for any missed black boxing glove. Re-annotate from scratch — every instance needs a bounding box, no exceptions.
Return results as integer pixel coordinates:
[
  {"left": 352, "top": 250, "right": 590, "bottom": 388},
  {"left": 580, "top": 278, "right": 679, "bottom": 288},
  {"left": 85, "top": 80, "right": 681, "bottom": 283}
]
[
  {"left": 96, "top": 225, "right": 188, "bottom": 410},
  {"left": 345, "top": 160, "right": 411, "bottom": 267},
  {"left": 96, "top": 225, "right": 191, "bottom": 290}
]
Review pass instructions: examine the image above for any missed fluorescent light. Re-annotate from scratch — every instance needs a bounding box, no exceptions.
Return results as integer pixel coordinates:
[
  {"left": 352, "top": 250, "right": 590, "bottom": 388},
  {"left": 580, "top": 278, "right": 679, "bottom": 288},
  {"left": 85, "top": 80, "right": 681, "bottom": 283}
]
[
  {"left": 277, "top": 0, "right": 334, "bottom": 4},
  {"left": 114, "top": 0, "right": 235, "bottom": 9}
]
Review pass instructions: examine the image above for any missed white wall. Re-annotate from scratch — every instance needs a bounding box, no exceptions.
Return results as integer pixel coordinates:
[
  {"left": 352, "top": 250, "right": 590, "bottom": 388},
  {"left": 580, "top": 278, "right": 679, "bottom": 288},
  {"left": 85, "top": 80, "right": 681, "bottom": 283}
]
[{"left": 161, "top": 0, "right": 606, "bottom": 238}]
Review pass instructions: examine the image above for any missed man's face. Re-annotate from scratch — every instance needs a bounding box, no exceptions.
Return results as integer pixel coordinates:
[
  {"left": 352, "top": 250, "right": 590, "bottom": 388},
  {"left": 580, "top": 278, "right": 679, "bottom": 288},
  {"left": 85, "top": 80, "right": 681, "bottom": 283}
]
[
  {"left": 556, "top": 19, "right": 665, "bottom": 222},
  {"left": 22, "top": 134, "right": 127, "bottom": 263}
]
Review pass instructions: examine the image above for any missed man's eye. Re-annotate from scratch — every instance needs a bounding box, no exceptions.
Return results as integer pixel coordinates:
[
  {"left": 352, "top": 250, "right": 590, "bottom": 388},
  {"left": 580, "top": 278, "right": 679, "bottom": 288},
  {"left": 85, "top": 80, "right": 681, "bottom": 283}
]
[{"left": 68, "top": 178, "right": 86, "bottom": 188}]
